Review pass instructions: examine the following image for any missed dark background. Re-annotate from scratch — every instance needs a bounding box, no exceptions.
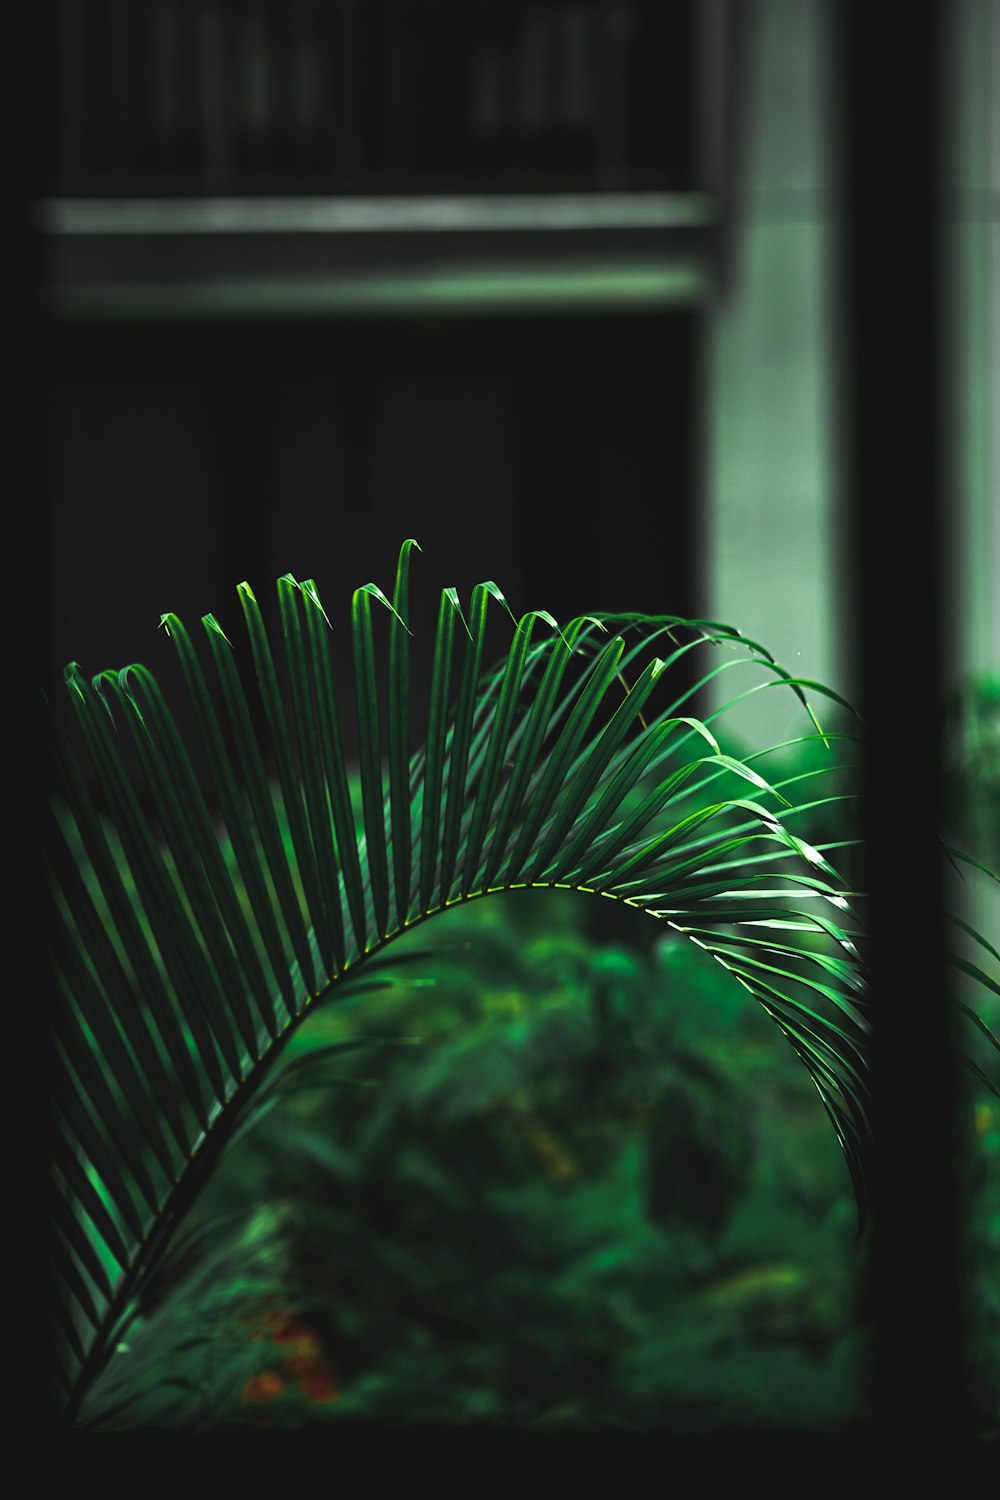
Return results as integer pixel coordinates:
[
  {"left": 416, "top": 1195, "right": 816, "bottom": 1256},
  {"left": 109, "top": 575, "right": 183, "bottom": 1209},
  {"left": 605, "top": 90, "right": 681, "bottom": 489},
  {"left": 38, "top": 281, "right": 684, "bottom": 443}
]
[
  {"left": 45, "top": 311, "right": 698, "bottom": 721},
  {"left": 39, "top": 0, "right": 709, "bottom": 715}
]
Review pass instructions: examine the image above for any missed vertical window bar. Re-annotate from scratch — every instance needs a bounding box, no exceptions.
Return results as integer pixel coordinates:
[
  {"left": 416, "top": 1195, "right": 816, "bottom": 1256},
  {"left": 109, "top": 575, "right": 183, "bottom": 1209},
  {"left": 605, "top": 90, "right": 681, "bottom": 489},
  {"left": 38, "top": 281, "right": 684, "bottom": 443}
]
[{"left": 837, "top": 0, "right": 964, "bottom": 1442}]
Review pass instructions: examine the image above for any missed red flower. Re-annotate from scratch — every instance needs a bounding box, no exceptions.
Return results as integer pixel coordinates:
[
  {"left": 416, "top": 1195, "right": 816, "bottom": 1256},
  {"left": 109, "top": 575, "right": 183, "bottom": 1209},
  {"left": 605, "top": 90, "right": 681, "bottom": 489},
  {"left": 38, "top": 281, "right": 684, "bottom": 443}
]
[
  {"left": 242, "top": 1369, "right": 287, "bottom": 1404},
  {"left": 270, "top": 1315, "right": 318, "bottom": 1349},
  {"left": 296, "top": 1366, "right": 340, "bottom": 1405}
]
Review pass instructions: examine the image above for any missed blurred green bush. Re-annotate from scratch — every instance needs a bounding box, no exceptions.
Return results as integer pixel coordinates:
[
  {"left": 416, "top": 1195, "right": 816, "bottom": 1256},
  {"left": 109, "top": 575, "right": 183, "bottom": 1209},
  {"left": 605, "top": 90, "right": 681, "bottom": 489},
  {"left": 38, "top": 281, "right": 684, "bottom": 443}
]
[{"left": 80, "top": 727, "right": 997, "bottom": 1433}]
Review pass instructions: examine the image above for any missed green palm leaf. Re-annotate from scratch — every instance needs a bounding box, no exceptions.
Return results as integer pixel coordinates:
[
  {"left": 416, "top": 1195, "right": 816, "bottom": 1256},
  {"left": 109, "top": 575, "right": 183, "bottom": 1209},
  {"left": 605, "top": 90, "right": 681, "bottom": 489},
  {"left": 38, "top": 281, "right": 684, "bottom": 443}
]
[{"left": 47, "top": 540, "right": 998, "bottom": 1425}]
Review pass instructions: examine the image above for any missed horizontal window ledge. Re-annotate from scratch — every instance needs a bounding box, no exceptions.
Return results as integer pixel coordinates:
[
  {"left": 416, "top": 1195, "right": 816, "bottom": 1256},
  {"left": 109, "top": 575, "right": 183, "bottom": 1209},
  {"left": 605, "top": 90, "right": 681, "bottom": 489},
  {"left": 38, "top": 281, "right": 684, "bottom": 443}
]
[
  {"left": 36, "top": 192, "right": 717, "bottom": 237},
  {"left": 46, "top": 257, "right": 709, "bottom": 321}
]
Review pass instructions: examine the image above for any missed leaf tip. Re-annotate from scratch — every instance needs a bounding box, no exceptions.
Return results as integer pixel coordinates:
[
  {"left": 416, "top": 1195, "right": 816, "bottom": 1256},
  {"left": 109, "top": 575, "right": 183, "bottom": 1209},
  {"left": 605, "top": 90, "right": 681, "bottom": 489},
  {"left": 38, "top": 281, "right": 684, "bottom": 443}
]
[
  {"left": 301, "top": 579, "right": 332, "bottom": 628},
  {"left": 202, "top": 613, "right": 234, "bottom": 648}
]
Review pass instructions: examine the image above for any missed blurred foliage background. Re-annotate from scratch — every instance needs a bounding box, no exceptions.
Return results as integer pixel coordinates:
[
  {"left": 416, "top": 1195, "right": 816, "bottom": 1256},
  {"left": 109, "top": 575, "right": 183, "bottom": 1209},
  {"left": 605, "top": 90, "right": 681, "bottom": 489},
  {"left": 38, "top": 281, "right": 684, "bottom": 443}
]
[{"left": 77, "top": 720, "right": 998, "bottom": 1434}]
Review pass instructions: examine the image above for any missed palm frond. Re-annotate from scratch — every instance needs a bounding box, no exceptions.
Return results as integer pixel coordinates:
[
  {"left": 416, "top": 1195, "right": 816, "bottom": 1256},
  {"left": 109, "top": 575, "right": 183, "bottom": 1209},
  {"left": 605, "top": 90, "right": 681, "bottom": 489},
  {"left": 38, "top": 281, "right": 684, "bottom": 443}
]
[{"left": 47, "top": 540, "right": 999, "bottom": 1424}]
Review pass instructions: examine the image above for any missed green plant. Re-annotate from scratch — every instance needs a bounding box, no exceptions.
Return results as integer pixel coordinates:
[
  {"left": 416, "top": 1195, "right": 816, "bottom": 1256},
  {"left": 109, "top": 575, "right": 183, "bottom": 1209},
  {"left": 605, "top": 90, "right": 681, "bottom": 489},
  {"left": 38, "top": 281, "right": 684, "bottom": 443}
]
[
  {"left": 47, "top": 540, "right": 998, "bottom": 1427},
  {"left": 944, "top": 672, "right": 1000, "bottom": 872},
  {"left": 78, "top": 900, "right": 866, "bottom": 1432}
]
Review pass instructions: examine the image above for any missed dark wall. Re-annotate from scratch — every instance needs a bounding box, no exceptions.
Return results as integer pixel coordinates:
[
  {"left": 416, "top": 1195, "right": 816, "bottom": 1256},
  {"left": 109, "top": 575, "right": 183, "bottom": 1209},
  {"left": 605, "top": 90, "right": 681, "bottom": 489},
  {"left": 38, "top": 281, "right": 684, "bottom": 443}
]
[
  {"left": 45, "top": 309, "right": 699, "bottom": 733},
  {"left": 42, "top": 1, "right": 707, "bottom": 704},
  {"left": 50, "top": 0, "right": 695, "bottom": 197}
]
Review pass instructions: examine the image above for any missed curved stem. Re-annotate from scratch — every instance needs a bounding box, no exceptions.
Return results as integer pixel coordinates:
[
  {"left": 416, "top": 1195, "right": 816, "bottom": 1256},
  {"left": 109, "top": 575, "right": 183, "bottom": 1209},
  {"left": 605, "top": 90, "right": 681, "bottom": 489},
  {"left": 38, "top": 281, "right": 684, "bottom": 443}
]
[
  {"left": 63, "top": 872, "right": 869, "bottom": 1426},
  {"left": 62, "top": 881, "right": 577, "bottom": 1425}
]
